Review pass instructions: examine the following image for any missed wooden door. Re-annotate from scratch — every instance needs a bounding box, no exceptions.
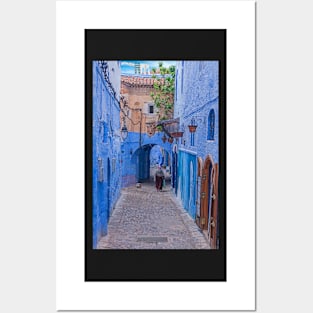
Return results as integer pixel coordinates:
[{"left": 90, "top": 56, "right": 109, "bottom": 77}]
[
  {"left": 198, "top": 156, "right": 213, "bottom": 230},
  {"left": 209, "top": 164, "right": 219, "bottom": 249}
]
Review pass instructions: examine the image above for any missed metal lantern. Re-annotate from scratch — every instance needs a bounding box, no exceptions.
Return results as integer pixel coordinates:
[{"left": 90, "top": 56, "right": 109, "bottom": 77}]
[
  {"left": 121, "top": 124, "right": 128, "bottom": 141},
  {"left": 188, "top": 117, "right": 198, "bottom": 133}
]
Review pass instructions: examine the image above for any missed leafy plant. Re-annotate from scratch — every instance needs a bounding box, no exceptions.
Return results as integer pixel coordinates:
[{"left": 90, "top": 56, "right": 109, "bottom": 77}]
[{"left": 150, "top": 62, "right": 176, "bottom": 122}]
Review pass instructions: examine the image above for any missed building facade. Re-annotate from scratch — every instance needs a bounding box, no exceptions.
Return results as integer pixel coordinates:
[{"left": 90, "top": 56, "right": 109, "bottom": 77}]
[
  {"left": 92, "top": 60, "right": 220, "bottom": 249},
  {"left": 173, "top": 60, "right": 220, "bottom": 248},
  {"left": 120, "top": 74, "right": 171, "bottom": 187},
  {"left": 92, "top": 61, "right": 122, "bottom": 248}
]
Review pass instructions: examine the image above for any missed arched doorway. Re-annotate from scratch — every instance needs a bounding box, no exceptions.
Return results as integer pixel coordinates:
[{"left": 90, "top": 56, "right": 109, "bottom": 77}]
[
  {"left": 131, "top": 144, "right": 171, "bottom": 183},
  {"left": 149, "top": 145, "right": 170, "bottom": 181},
  {"left": 199, "top": 156, "right": 214, "bottom": 230},
  {"left": 135, "top": 145, "right": 150, "bottom": 182},
  {"left": 150, "top": 145, "right": 164, "bottom": 167},
  {"left": 199, "top": 155, "right": 219, "bottom": 248},
  {"left": 209, "top": 164, "right": 219, "bottom": 249}
]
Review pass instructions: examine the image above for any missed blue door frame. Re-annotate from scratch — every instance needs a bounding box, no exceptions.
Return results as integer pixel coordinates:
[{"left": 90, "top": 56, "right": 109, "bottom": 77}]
[{"left": 178, "top": 150, "right": 197, "bottom": 219}]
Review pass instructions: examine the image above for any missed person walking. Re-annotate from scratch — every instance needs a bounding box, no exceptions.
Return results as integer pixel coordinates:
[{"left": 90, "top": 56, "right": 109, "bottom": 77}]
[{"left": 155, "top": 164, "right": 165, "bottom": 192}]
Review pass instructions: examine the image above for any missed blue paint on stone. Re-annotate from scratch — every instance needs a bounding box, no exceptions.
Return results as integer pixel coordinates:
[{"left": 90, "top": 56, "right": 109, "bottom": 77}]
[
  {"left": 92, "top": 61, "right": 122, "bottom": 248},
  {"left": 121, "top": 131, "right": 171, "bottom": 187},
  {"left": 92, "top": 60, "right": 220, "bottom": 247},
  {"left": 177, "top": 151, "right": 197, "bottom": 219},
  {"left": 174, "top": 61, "right": 219, "bottom": 219},
  {"left": 150, "top": 145, "right": 163, "bottom": 166}
]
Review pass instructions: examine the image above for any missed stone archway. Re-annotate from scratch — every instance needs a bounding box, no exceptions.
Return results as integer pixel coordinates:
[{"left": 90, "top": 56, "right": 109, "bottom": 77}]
[
  {"left": 131, "top": 145, "right": 151, "bottom": 182},
  {"left": 131, "top": 144, "right": 171, "bottom": 183}
]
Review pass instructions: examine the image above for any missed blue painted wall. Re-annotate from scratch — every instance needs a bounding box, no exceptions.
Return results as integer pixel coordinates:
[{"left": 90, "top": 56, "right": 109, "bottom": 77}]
[
  {"left": 92, "top": 61, "right": 122, "bottom": 248},
  {"left": 92, "top": 60, "right": 219, "bottom": 246},
  {"left": 121, "top": 131, "right": 171, "bottom": 187},
  {"left": 177, "top": 150, "right": 197, "bottom": 219},
  {"left": 174, "top": 61, "right": 219, "bottom": 219},
  {"left": 150, "top": 145, "right": 164, "bottom": 166}
]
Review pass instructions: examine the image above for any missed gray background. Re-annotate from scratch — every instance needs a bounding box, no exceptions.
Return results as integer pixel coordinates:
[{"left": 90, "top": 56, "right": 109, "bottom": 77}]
[{"left": 0, "top": 0, "right": 312, "bottom": 312}]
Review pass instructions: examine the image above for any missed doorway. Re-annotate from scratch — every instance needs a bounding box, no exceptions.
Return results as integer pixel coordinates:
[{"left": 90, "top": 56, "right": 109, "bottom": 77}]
[
  {"left": 209, "top": 163, "right": 219, "bottom": 249},
  {"left": 199, "top": 156, "right": 214, "bottom": 230}
]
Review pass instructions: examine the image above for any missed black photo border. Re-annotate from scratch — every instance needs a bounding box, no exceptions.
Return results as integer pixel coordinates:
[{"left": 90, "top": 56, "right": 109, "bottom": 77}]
[{"left": 85, "top": 30, "right": 226, "bottom": 281}]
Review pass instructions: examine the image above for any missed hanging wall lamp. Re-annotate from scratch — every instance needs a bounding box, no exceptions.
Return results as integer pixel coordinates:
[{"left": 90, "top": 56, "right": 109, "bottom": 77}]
[
  {"left": 188, "top": 117, "right": 198, "bottom": 133},
  {"left": 120, "top": 117, "right": 128, "bottom": 141}
]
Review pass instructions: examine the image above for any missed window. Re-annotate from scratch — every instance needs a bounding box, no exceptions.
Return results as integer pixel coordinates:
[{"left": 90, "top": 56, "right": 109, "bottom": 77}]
[
  {"left": 208, "top": 109, "right": 215, "bottom": 140},
  {"left": 149, "top": 104, "right": 154, "bottom": 114}
]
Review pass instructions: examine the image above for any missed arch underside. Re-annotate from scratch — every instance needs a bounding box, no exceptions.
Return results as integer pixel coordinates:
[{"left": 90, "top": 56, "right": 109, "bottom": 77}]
[{"left": 130, "top": 144, "right": 171, "bottom": 183}]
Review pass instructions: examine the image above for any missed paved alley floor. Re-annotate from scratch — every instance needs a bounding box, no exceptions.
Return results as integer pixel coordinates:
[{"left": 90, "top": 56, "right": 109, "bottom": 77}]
[{"left": 97, "top": 181, "right": 210, "bottom": 249}]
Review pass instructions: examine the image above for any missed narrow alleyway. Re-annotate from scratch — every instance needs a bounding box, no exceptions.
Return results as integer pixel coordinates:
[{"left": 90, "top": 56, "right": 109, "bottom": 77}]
[{"left": 97, "top": 181, "right": 210, "bottom": 249}]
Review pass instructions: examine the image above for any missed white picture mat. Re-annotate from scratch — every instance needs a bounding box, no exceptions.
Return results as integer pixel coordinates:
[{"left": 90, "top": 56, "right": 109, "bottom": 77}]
[{"left": 56, "top": 0, "right": 255, "bottom": 311}]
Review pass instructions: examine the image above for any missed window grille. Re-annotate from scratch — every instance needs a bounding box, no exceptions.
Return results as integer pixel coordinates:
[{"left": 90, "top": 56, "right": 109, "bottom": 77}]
[
  {"left": 208, "top": 109, "right": 215, "bottom": 140},
  {"left": 149, "top": 104, "right": 154, "bottom": 114}
]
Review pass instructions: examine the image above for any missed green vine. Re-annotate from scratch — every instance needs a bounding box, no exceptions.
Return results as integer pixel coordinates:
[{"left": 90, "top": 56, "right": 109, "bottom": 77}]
[{"left": 150, "top": 62, "right": 176, "bottom": 123}]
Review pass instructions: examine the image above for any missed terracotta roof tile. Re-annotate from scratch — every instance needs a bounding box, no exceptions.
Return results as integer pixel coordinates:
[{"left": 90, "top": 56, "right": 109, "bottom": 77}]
[{"left": 121, "top": 75, "right": 164, "bottom": 87}]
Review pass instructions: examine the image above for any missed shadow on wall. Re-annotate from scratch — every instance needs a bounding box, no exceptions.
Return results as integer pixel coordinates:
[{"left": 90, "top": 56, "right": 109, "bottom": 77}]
[{"left": 122, "top": 144, "right": 171, "bottom": 185}]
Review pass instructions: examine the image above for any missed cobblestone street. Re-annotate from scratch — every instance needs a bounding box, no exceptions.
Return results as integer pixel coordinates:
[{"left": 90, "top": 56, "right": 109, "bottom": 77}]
[{"left": 97, "top": 180, "right": 210, "bottom": 249}]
